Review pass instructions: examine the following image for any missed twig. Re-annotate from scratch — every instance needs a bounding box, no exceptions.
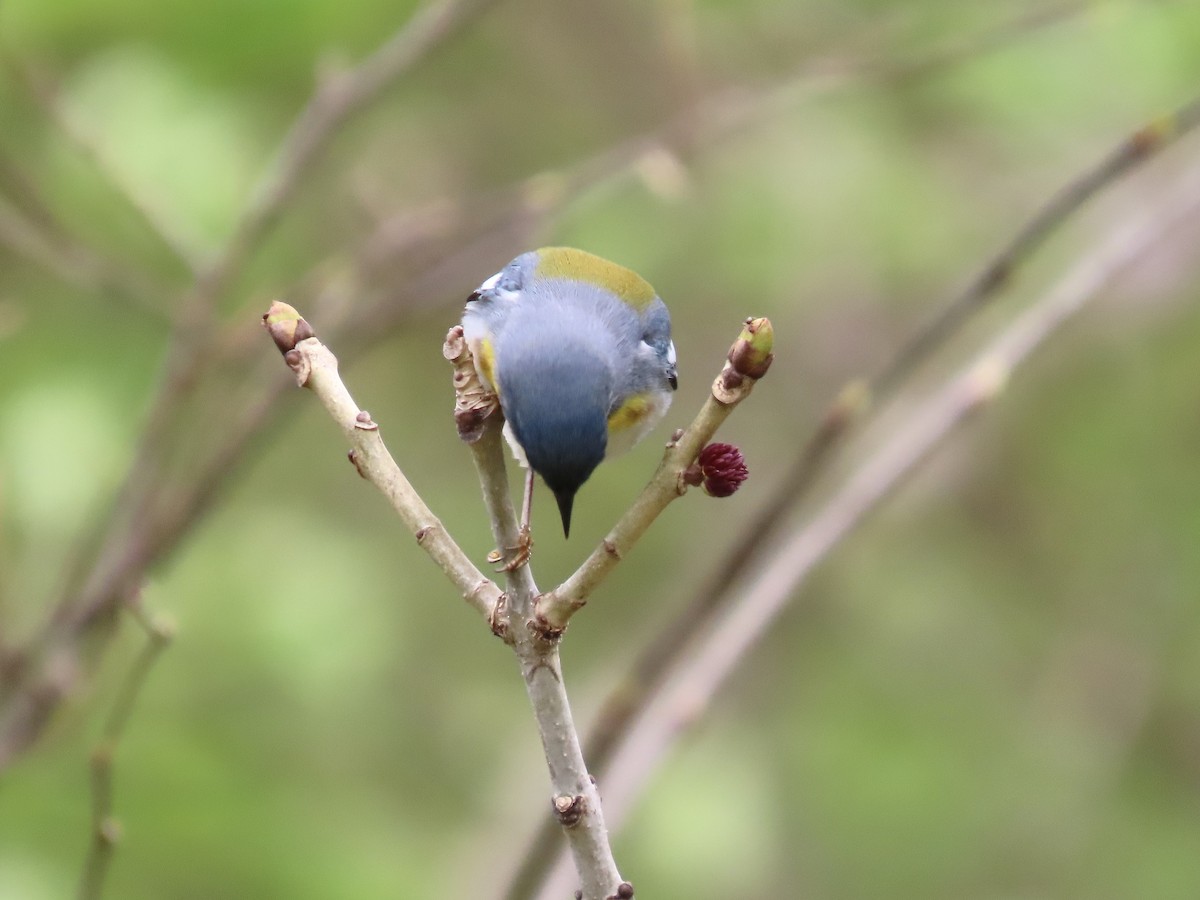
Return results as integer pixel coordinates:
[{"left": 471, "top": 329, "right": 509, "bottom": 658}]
[
  {"left": 497, "top": 94, "right": 1200, "bottom": 896},
  {"left": 0, "top": 0, "right": 1093, "bottom": 776},
  {"left": 0, "top": 144, "right": 66, "bottom": 237},
  {"left": 444, "top": 326, "right": 538, "bottom": 617},
  {"left": 214, "top": 0, "right": 498, "bottom": 297},
  {"left": 701, "top": 94, "right": 1200, "bottom": 633},
  {"left": 0, "top": 226, "right": 519, "bottom": 770},
  {"left": 78, "top": 602, "right": 174, "bottom": 900},
  {"left": 0, "top": 0, "right": 502, "bottom": 773},
  {"left": 0, "top": 198, "right": 171, "bottom": 322},
  {"left": 265, "top": 302, "right": 501, "bottom": 619},
  {"left": 64, "top": 0, "right": 499, "bottom": 612},
  {"left": 535, "top": 318, "right": 774, "bottom": 631},
  {"left": 532, "top": 163, "right": 1200, "bottom": 900},
  {"left": 67, "top": 0, "right": 500, "bottom": 613},
  {"left": 355, "top": 0, "right": 1095, "bottom": 335},
  {"left": 443, "top": 323, "right": 769, "bottom": 896},
  {"left": 446, "top": 325, "right": 628, "bottom": 897},
  {"left": 2, "top": 52, "right": 206, "bottom": 276},
  {"left": 269, "top": 306, "right": 631, "bottom": 897},
  {"left": 517, "top": 647, "right": 626, "bottom": 900},
  {"left": 275, "top": 312, "right": 764, "bottom": 896}
]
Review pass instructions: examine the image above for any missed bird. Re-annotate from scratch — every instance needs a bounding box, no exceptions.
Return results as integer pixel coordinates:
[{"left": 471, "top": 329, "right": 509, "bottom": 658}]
[{"left": 461, "top": 247, "right": 677, "bottom": 540}]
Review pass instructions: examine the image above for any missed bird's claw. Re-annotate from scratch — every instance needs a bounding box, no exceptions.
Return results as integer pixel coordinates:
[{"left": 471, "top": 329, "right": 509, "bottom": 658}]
[{"left": 489, "top": 526, "right": 533, "bottom": 572}]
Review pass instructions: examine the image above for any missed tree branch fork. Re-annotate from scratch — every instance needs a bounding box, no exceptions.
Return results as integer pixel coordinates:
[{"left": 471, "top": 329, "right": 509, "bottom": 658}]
[{"left": 262, "top": 300, "right": 771, "bottom": 898}]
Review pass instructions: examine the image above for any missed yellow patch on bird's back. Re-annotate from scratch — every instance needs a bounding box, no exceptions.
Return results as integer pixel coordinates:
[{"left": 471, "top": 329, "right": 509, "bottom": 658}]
[
  {"left": 607, "top": 393, "right": 651, "bottom": 432},
  {"left": 536, "top": 247, "right": 657, "bottom": 310}
]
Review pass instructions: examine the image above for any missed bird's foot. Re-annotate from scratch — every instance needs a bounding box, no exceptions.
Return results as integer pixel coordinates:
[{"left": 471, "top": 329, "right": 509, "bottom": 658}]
[{"left": 487, "top": 525, "right": 533, "bottom": 572}]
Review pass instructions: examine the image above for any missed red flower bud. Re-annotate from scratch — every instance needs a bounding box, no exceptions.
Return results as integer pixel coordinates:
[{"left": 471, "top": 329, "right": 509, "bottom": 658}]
[{"left": 689, "top": 442, "right": 748, "bottom": 497}]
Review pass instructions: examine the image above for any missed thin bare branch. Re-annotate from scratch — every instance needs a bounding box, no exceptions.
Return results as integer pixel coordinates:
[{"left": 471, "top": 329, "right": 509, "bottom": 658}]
[
  {"left": 1, "top": 53, "right": 206, "bottom": 276},
  {"left": 0, "top": 199, "right": 171, "bottom": 322},
  {"left": 212, "top": 0, "right": 498, "bottom": 300},
  {"left": 444, "top": 326, "right": 539, "bottom": 615},
  {"left": 707, "top": 94, "right": 1200, "bottom": 631},
  {"left": 264, "top": 306, "right": 631, "bottom": 896},
  {"left": 264, "top": 303, "right": 501, "bottom": 618},
  {"left": 500, "top": 97, "right": 1200, "bottom": 894},
  {"left": 533, "top": 163, "right": 1200, "bottom": 900},
  {"left": 67, "top": 0, "right": 503, "bottom": 617},
  {"left": 6, "top": 0, "right": 503, "bottom": 751},
  {"left": 78, "top": 604, "right": 174, "bottom": 900},
  {"left": 445, "top": 325, "right": 629, "bottom": 896},
  {"left": 536, "top": 319, "right": 773, "bottom": 631},
  {"left": 18, "top": 2, "right": 505, "bottom": 578},
  {"left": 0, "top": 0, "right": 1095, "bottom": 779}
]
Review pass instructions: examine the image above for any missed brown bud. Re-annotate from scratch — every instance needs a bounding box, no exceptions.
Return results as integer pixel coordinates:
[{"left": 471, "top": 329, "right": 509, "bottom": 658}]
[
  {"left": 552, "top": 793, "right": 586, "bottom": 827},
  {"left": 354, "top": 410, "right": 379, "bottom": 431},
  {"left": 727, "top": 317, "right": 774, "bottom": 379},
  {"left": 262, "top": 301, "right": 315, "bottom": 353}
]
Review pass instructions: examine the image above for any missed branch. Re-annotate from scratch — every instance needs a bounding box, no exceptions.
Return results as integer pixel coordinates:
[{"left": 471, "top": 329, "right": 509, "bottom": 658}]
[
  {"left": 352, "top": 2, "right": 1094, "bottom": 340},
  {"left": 443, "top": 326, "right": 539, "bottom": 619},
  {"left": 2, "top": 52, "right": 206, "bottom": 276},
  {"left": 268, "top": 305, "right": 631, "bottom": 897},
  {"left": 78, "top": 602, "right": 174, "bottom": 900},
  {"left": 532, "top": 162, "right": 1200, "bottom": 900},
  {"left": 215, "top": 0, "right": 498, "bottom": 296},
  {"left": 449, "top": 321, "right": 768, "bottom": 896},
  {"left": 534, "top": 318, "right": 774, "bottom": 631},
  {"left": 499, "top": 95, "right": 1200, "bottom": 893},
  {"left": 714, "top": 93, "right": 1200, "bottom": 609},
  {"left": 445, "top": 325, "right": 631, "bottom": 897},
  {"left": 0, "top": 0, "right": 1093, "bottom": 777},
  {"left": 79, "top": 0, "right": 502, "bottom": 603},
  {"left": 517, "top": 649, "right": 628, "bottom": 900},
  {"left": 264, "top": 303, "right": 500, "bottom": 619},
  {"left": 0, "top": 198, "right": 171, "bottom": 322},
  {"left": 0, "top": 0, "right": 502, "bottom": 773}
]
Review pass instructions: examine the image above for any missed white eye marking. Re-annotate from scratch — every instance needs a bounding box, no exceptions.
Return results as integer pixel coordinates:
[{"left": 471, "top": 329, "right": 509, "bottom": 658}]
[
  {"left": 478, "top": 271, "right": 502, "bottom": 291},
  {"left": 666, "top": 341, "right": 677, "bottom": 366}
]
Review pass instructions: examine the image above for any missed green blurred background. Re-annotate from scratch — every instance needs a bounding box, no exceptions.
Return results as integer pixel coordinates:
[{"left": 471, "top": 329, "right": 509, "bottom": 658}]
[{"left": 3, "top": 0, "right": 1200, "bottom": 897}]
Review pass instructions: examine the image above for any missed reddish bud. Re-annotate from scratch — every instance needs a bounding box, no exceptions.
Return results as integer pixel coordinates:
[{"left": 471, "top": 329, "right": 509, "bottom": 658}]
[{"left": 686, "top": 442, "right": 749, "bottom": 497}]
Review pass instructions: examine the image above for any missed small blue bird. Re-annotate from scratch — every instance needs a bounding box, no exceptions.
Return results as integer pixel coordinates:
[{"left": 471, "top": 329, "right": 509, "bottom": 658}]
[{"left": 462, "top": 247, "right": 678, "bottom": 537}]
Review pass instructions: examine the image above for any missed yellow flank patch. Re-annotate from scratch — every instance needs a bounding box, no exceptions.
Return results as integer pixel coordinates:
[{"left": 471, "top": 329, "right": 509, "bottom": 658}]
[
  {"left": 477, "top": 338, "right": 499, "bottom": 397},
  {"left": 536, "top": 247, "right": 657, "bottom": 310},
  {"left": 607, "top": 393, "right": 651, "bottom": 432}
]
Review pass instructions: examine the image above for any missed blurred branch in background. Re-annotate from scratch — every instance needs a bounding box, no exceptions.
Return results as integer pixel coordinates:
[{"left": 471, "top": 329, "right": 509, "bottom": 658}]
[
  {"left": 503, "top": 94, "right": 1200, "bottom": 899},
  {"left": 0, "top": 189, "right": 172, "bottom": 322},
  {"left": 78, "top": 601, "right": 173, "bottom": 900},
  {"left": 533, "top": 150, "right": 1200, "bottom": 900},
  {"left": 0, "top": 0, "right": 1090, "bottom": 773},
  {"left": 1, "top": 0, "right": 1198, "bottom": 896},
  {"left": 0, "top": 0, "right": 501, "bottom": 772},
  {"left": 1, "top": 52, "right": 207, "bottom": 277},
  {"left": 209, "top": 0, "right": 500, "bottom": 297}
]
